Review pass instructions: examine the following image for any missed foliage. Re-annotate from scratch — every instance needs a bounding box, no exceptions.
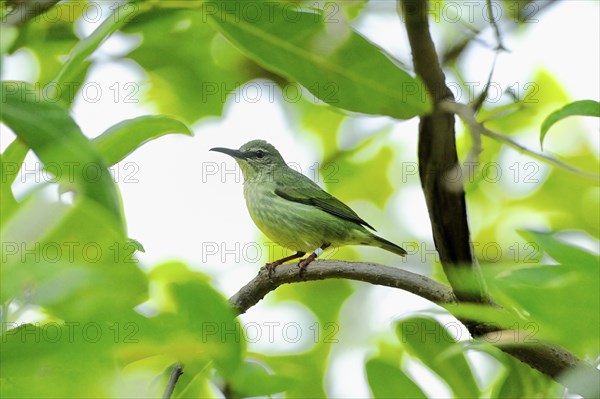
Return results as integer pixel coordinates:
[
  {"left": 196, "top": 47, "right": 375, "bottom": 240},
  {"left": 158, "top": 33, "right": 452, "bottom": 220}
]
[
  {"left": 540, "top": 100, "right": 600, "bottom": 148},
  {"left": 1, "top": 0, "right": 598, "bottom": 398}
]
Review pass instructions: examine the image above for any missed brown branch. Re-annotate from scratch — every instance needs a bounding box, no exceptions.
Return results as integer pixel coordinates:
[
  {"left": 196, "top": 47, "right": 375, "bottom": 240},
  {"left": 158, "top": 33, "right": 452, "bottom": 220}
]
[
  {"left": 229, "top": 260, "right": 455, "bottom": 315},
  {"left": 228, "top": 260, "right": 596, "bottom": 393},
  {"left": 400, "top": 0, "right": 490, "bottom": 304},
  {"left": 162, "top": 362, "right": 184, "bottom": 399}
]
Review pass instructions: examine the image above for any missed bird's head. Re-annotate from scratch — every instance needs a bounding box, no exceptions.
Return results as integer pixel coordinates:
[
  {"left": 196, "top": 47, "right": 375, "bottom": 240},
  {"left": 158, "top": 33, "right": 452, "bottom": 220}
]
[{"left": 210, "top": 140, "right": 287, "bottom": 181}]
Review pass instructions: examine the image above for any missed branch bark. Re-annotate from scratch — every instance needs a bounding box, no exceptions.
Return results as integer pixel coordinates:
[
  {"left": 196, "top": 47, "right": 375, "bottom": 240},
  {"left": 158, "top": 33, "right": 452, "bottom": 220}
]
[
  {"left": 229, "top": 260, "right": 456, "bottom": 315},
  {"left": 400, "top": 0, "right": 490, "bottom": 304}
]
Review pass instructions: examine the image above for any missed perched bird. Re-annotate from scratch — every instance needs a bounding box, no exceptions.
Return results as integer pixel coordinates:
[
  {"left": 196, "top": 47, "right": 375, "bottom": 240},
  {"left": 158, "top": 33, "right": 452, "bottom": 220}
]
[{"left": 210, "top": 140, "right": 407, "bottom": 275}]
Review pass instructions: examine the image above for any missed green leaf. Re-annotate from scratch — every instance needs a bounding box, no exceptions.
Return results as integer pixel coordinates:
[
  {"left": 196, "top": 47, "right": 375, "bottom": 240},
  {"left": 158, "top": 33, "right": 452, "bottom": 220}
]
[
  {"left": 488, "top": 263, "right": 599, "bottom": 357},
  {"left": 1, "top": 323, "right": 119, "bottom": 398},
  {"left": 228, "top": 360, "right": 293, "bottom": 397},
  {"left": 366, "top": 358, "right": 426, "bottom": 399},
  {"left": 1, "top": 196, "right": 147, "bottom": 319},
  {"left": 396, "top": 317, "right": 480, "bottom": 398},
  {"left": 298, "top": 99, "right": 346, "bottom": 160},
  {"left": 325, "top": 142, "right": 395, "bottom": 209},
  {"left": 256, "top": 348, "right": 326, "bottom": 398},
  {"left": 540, "top": 100, "right": 600, "bottom": 148},
  {"left": 518, "top": 230, "right": 599, "bottom": 266},
  {"left": 274, "top": 278, "right": 353, "bottom": 325},
  {"left": 92, "top": 115, "right": 193, "bottom": 166},
  {"left": 122, "top": 8, "right": 258, "bottom": 123},
  {"left": 482, "top": 69, "right": 569, "bottom": 135},
  {"left": 0, "top": 81, "right": 123, "bottom": 224},
  {"left": 1, "top": 24, "right": 18, "bottom": 55},
  {"left": 52, "top": 1, "right": 138, "bottom": 87},
  {"left": 489, "top": 349, "right": 562, "bottom": 398},
  {"left": 255, "top": 278, "right": 353, "bottom": 398},
  {"left": 341, "top": 0, "right": 369, "bottom": 20},
  {"left": 209, "top": 0, "right": 429, "bottom": 119},
  {"left": 8, "top": 2, "right": 85, "bottom": 85},
  {"left": 0, "top": 192, "right": 149, "bottom": 396},
  {"left": 442, "top": 303, "right": 523, "bottom": 330},
  {"left": 169, "top": 280, "right": 244, "bottom": 377},
  {"left": 146, "top": 264, "right": 245, "bottom": 378},
  {"left": 0, "top": 138, "right": 28, "bottom": 224},
  {"left": 127, "top": 237, "right": 145, "bottom": 253}
]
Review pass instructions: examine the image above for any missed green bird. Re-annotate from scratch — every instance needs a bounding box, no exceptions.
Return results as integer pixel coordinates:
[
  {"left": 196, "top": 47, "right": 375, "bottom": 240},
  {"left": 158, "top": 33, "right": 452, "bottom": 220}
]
[{"left": 210, "top": 140, "right": 407, "bottom": 275}]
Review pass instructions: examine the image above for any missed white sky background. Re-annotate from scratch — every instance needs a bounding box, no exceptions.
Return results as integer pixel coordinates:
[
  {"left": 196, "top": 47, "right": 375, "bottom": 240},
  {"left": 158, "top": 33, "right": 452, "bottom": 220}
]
[{"left": 1, "top": 1, "right": 599, "bottom": 397}]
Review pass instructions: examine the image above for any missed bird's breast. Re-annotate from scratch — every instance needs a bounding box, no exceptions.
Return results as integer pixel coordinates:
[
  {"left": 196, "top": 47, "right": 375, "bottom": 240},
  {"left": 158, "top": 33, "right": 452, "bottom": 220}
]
[{"left": 242, "top": 182, "right": 367, "bottom": 253}]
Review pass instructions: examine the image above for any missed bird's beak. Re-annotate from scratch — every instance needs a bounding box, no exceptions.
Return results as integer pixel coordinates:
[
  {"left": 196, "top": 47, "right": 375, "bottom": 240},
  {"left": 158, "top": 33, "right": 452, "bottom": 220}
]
[{"left": 209, "top": 147, "right": 247, "bottom": 159}]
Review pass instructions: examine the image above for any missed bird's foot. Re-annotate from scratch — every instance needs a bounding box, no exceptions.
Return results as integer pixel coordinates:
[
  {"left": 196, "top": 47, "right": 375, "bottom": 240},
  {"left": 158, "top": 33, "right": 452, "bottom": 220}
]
[
  {"left": 265, "top": 251, "right": 307, "bottom": 278},
  {"left": 265, "top": 261, "right": 282, "bottom": 278},
  {"left": 297, "top": 254, "right": 317, "bottom": 276}
]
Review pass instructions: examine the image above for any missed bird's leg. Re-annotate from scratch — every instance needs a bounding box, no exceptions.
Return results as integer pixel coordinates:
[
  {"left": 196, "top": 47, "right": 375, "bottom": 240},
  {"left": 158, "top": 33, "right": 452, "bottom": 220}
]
[
  {"left": 298, "top": 243, "right": 331, "bottom": 275},
  {"left": 265, "top": 251, "right": 306, "bottom": 277}
]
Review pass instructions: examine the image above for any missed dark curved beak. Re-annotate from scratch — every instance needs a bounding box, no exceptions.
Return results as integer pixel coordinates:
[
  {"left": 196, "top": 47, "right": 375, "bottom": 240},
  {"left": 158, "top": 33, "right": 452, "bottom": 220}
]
[{"left": 209, "top": 147, "right": 247, "bottom": 159}]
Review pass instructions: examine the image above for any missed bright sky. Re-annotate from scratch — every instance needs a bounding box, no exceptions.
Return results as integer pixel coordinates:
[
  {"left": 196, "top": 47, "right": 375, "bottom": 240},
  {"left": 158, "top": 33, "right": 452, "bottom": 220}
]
[{"left": 2, "top": 1, "right": 599, "bottom": 397}]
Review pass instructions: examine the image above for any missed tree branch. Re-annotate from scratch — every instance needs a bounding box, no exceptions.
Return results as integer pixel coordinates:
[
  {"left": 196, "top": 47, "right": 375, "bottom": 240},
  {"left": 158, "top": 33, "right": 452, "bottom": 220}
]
[
  {"left": 162, "top": 362, "right": 184, "bottom": 399},
  {"left": 400, "top": 0, "right": 491, "bottom": 304},
  {"left": 440, "top": 100, "right": 600, "bottom": 183},
  {"left": 229, "top": 260, "right": 455, "bottom": 315},
  {"left": 228, "top": 260, "right": 595, "bottom": 392}
]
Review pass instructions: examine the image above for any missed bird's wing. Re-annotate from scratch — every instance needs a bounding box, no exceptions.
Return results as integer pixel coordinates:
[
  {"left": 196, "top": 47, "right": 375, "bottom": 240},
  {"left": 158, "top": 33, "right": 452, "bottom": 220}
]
[{"left": 274, "top": 170, "right": 376, "bottom": 230}]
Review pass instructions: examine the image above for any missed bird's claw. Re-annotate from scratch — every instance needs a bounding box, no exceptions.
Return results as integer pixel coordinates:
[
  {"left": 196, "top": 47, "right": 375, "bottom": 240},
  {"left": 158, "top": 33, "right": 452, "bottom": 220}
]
[
  {"left": 297, "top": 257, "right": 313, "bottom": 277},
  {"left": 265, "top": 262, "right": 278, "bottom": 278}
]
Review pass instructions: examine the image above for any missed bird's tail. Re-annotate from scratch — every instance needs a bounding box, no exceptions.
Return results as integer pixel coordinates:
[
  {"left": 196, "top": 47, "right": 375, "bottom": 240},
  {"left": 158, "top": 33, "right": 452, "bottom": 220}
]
[{"left": 371, "top": 234, "right": 407, "bottom": 257}]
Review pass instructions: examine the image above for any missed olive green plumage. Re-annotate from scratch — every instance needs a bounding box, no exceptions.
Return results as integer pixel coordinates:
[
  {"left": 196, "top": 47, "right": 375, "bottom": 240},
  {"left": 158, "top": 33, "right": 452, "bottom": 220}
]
[{"left": 210, "top": 140, "right": 406, "bottom": 272}]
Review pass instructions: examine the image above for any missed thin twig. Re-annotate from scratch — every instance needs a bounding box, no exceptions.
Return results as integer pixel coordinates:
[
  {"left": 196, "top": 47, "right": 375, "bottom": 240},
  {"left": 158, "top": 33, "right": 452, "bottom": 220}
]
[
  {"left": 441, "top": 100, "right": 600, "bottom": 183},
  {"left": 471, "top": 51, "right": 499, "bottom": 114},
  {"left": 162, "top": 362, "right": 184, "bottom": 399},
  {"left": 464, "top": 51, "right": 499, "bottom": 171},
  {"left": 486, "top": 0, "right": 507, "bottom": 51}
]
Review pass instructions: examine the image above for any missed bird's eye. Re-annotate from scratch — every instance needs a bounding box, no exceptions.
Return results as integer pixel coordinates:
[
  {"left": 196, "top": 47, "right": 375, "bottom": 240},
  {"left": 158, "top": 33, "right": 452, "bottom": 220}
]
[{"left": 255, "top": 150, "right": 265, "bottom": 158}]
